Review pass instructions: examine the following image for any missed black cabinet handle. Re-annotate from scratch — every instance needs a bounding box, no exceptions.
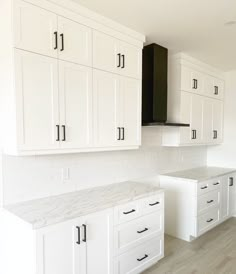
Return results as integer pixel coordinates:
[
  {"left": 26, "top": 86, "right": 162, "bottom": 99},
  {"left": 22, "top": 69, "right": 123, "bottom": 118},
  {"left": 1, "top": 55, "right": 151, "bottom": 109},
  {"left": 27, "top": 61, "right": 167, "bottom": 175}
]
[
  {"left": 76, "top": 226, "right": 81, "bottom": 245},
  {"left": 62, "top": 125, "right": 66, "bottom": 141},
  {"left": 192, "top": 130, "right": 197, "bottom": 140},
  {"left": 121, "top": 54, "right": 125, "bottom": 69},
  {"left": 214, "top": 86, "right": 219, "bottom": 95},
  {"left": 82, "top": 224, "right": 87, "bottom": 242},
  {"left": 117, "top": 54, "right": 121, "bottom": 68},
  {"left": 149, "top": 201, "right": 160, "bottom": 206},
  {"left": 195, "top": 79, "right": 198, "bottom": 89},
  {"left": 201, "top": 186, "right": 208, "bottom": 189},
  {"left": 207, "top": 200, "right": 214, "bottom": 204},
  {"left": 213, "top": 130, "right": 218, "bottom": 139},
  {"left": 207, "top": 218, "right": 214, "bottom": 223},
  {"left": 54, "top": 31, "right": 58, "bottom": 50},
  {"left": 123, "top": 209, "right": 136, "bottom": 215},
  {"left": 213, "top": 182, "right": 220, "bottom": 186},
  {"left": 137, "top": 228, "right": 148, "bottom": 234},
  {"left": 229, "top": 177, "right": 234, "bottom": 186},
  {"left": 60, "top": 33, "right": 64, "bottom": 51},
  {"left": 121, "top": 127, "right": 125, "bottom": 140},
  {"left": 137, "top": 254, "right": 148, "bottom": 262},
  {"left": 193, "top": 79, "right": 198, "bottom": 89},
  {"left": 56, "top": 125, "right": 60, "bottom": 141},
  {"left": 117, "top": 127, "right": 121, "bottom": 140}
]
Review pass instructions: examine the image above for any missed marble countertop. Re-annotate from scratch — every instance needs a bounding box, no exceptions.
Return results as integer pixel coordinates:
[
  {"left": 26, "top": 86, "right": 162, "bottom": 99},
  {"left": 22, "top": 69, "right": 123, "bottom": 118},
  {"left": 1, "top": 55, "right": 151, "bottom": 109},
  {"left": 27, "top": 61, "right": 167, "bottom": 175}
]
[
  {"left": 160, "top": 166, "right": 236, "bottom": 182},
  {"left": 5, "top": 181, "right": 163, "bottom": 229}
]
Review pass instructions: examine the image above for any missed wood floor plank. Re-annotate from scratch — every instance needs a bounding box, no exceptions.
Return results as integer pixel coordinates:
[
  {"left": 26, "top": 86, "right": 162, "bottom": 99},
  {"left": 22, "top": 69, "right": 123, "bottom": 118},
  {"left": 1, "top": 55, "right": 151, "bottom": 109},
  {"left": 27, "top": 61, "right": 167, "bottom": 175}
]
[{"left": 144, "top": 218, "right": 236, "bottom": 274}]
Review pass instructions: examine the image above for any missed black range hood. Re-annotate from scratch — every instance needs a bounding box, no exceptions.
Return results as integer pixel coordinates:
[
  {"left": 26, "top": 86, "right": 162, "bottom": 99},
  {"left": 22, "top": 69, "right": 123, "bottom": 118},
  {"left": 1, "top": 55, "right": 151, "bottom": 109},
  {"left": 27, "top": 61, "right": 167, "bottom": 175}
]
[{"left": 142, "top": 43, "right": 189, "bottom": 127}]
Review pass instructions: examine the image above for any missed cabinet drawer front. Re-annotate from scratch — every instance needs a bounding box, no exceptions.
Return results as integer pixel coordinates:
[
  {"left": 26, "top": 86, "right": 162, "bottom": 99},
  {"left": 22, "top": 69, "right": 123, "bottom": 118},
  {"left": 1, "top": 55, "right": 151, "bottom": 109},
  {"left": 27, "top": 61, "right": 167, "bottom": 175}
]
[
  {"left": 114, "top": 201, "right": 140, "bottom": 225},
  {"left": 210, "top": 179, "right": 221, "bottom": 190},
  {"left": 197, "top": 207, "right": 220, "bottom": 236},
  {"left": 140, "top": 194, "right": 164, "bottom": 215},
  {"left": 114, "top": 211, "right": 163, "bottom": 254},
  {"left": 114, "top": 236, "right": 164, "bottom": 274},
  {"left": 197, "top": 181, "right": 211, "bottom": 195},
  {"left": 197, "top": 190, "right": 220, "bottom": 215}
]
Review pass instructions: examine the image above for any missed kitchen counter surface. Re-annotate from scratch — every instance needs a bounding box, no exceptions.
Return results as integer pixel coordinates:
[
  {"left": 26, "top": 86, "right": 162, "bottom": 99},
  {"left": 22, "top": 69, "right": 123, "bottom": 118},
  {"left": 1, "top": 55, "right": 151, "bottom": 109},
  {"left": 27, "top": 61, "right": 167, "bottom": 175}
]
[
  {"left": 4, "top": 181, "right": 163, "bottom": 229},
  {"left": 160, "top": 166, "right": 236, "bottom": 182}
]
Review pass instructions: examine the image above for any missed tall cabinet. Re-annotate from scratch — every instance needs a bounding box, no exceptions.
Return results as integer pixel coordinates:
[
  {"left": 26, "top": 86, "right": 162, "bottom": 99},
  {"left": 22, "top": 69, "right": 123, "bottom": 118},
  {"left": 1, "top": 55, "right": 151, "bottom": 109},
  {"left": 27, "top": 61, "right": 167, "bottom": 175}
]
[
  {"left": 162, "top": 54, "right": 224, "bottom": 146},
  {"left": 1, "top": 0, "right": 144, "bottom": 155}
]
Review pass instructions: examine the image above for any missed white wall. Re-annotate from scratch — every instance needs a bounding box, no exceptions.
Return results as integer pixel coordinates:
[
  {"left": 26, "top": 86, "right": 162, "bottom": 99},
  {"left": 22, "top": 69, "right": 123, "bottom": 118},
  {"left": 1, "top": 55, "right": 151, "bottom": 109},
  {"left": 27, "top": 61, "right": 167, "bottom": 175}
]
[
  {"left": 207, "top": 71, "right": 236, "bottom": 168},
  {"left": 1, "top": 128, "right": 206, "bottom": 205}
]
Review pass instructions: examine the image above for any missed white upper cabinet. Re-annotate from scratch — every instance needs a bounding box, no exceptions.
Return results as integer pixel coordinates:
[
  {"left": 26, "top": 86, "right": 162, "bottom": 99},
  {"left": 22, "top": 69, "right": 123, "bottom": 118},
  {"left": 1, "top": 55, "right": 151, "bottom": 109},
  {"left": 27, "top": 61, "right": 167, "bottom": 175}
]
[
  {"left": 58, "top": 17, "right": 92, "bottom": 66},
  {"left": 14, "top": 0, "right": 58, "bottom": 58},
  {"left": 212, "top": 100, "right": 223, "bottom": 144},
  {"left": 2, "top": 0, "right": 144, "bottom": 155},
  {"left": 59, "top": 61, "right": 92, "bottom": 149},
  {"left": 119, "top": 41, "right": 142, "bottom": 79},
  {"left": 93, "top": 70, "right": 120, "bottom": 147},
  {"left": 181, "top": 66, "right": 204, "bottom": 94},
  {"left": 93, "top": 30, "right": 142, "bottom": 79},
  {"left": 120, "top": 77, "right": 141, "bottom": 146},
  {"left": 93, "top": 31, "right": 120, "bottom": 74},
  {"left": 164, "top": 54, "right": 224, "bottom": 147},
  {"left": 15, "top": 49, "right": 60, "bottom": 151}
]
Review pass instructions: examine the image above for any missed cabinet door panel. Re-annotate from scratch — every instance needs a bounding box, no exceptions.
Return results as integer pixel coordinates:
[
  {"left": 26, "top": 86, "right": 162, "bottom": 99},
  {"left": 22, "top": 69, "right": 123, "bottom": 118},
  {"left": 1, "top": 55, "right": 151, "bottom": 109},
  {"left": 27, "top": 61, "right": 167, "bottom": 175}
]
[
  {"left": 59, "top": 62, "right": 92, "bottom": 149},
  {"left": 37, "top": 219, "right": 85, "bottom": 274},
  {"left": 221, "top": 176, "right": 229, "bottom": 221},
  {"left": 93, "top": 70, "right": 120, "bottom": 147},
  {"left": 120, "top": 78, "right": 141, "bottom": 146},
  {"left": 212, "top": 100, "right": 223, "bottom": 143},
  {"left": 202, "top": 97, "right": 213, "bottom": 143},
  {"left": 191, "top": 94, "right": 203, "bottom": 143},
  {"left": 179, "top": 91, "right": 192, "bottom": 144},
  {"left": 93, "top": 31, "right": 119, "bottom": 74},
  {"left": 15, "top": 50, "right": 59, "bottom": 151},
  {"left": 14, "top": 1, "right": 57, "bottom": 58},
  {"left": 85, "top": 210, "right": 113, "bottom": 274},
  {"left": 228, "top": 175, "right": 236, "bottom": 217},
  {"left": 119, "top": 42, "right": 142, "bottom": 79},
  {"left": 58, "top": 17, "right": 92, "bottom": 66}
]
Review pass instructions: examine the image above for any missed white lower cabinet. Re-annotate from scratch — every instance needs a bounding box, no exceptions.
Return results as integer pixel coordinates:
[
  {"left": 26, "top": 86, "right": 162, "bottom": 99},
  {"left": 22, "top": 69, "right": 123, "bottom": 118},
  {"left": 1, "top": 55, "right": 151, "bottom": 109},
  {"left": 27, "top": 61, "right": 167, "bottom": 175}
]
[
  {"left": 160, "top": 172, "right": 236, "bottom": 242},
  {"left": 1, "top": 194, "right": 164, "bottom": 274},
  {"left": 37, "top": 209, "right": 113, "bottom": 274}
]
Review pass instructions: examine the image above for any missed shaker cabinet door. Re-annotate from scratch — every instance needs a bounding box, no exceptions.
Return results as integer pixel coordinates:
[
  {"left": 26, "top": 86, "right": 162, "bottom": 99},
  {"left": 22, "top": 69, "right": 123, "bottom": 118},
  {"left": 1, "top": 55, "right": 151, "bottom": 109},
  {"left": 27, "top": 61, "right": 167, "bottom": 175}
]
[
  {"left": 93, "top": 70, "right": 121, "bottom": 147},
  {"left": 15, "top": 49, "right": 60, "bottom": 151},
  {"left": 58, "top": 17, "right": 92, "bottom": 66},
  {"left": 14, "top": 0, "right": 58, "bottom": 58},
  {"left": 59, "top": 61, "right": 93, "bottom": 149}
]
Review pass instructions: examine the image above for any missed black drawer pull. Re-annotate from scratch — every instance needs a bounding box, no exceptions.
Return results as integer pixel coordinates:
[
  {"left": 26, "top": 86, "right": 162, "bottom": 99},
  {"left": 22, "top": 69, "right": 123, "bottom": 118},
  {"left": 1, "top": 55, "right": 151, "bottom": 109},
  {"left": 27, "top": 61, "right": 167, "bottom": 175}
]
[
  {"left": 207, "top": 200, "right": 214, "bottom": 204},
  {"left": 207, "top": 218, "right": 214, "bottom": 223},
  {"left": 137, "top": 228, "right": 148, "bottom": 234},
  {"left": 229, "top": 177, "right": 234, "bottom": 187},
  {"left": 201, "top": 186, "right": 208, "bottom": 189},
  {"left": 123, "top": 209, "right": 136, "bottom": 215},
  {"left": 137, "top": 254, "right": 148, "bottom": 262},
  {"left": 213, "top": 182, "right": 220, "bottom": 186},
  {"left": 149, "top": 201, "right": 160, "bottom": 206}
]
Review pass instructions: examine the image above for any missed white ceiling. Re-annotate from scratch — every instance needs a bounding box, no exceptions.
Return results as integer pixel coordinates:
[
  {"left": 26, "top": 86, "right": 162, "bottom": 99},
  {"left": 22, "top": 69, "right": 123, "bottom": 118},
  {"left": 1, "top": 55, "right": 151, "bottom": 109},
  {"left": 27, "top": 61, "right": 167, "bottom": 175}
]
[{"left": 72, "top": 0, "right": 236, "bottom": 71}]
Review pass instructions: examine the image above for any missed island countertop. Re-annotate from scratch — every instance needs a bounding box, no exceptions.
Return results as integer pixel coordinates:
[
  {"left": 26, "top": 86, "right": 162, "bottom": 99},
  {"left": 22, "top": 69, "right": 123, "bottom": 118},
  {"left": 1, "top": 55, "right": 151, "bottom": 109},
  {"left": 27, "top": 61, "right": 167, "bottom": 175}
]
[
  {"left": 160, "top": 166, "right": 236, "bottom": 182},
  {"left": 4, "top": 181, "right": 163, "bottom": 229}
]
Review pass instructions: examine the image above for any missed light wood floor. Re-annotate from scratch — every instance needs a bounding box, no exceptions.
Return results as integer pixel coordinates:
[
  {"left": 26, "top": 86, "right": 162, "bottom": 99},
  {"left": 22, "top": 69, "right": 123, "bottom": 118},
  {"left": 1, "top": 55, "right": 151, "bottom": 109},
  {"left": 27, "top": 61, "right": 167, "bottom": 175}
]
[{"left": 144, "top": 218, "right": 236, "bottom": 274}]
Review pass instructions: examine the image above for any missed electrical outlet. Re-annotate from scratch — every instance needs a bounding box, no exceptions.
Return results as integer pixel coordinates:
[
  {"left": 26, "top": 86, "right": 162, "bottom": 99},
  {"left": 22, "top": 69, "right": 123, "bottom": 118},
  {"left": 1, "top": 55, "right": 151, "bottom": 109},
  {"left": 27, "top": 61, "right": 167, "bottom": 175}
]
[{"left": 62, "top": 167, "right": 70, "bottom": 182}]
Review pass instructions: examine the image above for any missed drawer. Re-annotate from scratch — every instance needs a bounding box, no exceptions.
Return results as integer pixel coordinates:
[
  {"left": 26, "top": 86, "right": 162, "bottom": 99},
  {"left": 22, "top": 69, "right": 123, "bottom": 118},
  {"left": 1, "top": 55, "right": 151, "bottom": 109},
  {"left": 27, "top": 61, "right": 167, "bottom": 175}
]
[
  {"left": 114, "top": 211, "right": 164, "bottom": 254},
  {"left": 197, "top": 207, "right": 220, "bottom": 236},
  {"left": 197, "top": 190, "right": 220, "bottom": 215},
  {"left": 114, "top": 235, "right": 164, "bottom": 274},
  {"left": 114, "top": 201, "right": 140, "bottom": 225},
  {"left": 197, "top": 181, "right": 211, "bottom": 195},
  {"left": 140, "top": 194, "right": 164, "bottom": 215}
]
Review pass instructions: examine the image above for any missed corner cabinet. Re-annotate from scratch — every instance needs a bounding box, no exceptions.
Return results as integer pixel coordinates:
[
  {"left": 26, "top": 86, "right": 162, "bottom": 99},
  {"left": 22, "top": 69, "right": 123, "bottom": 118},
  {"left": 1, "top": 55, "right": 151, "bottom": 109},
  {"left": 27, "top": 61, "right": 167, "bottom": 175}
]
[
  {"left": 1, "top": 0, "right": 145, "bottom": 155},
  {"left": 163, "top": 54, "right": 224, "bottom": 146}
]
